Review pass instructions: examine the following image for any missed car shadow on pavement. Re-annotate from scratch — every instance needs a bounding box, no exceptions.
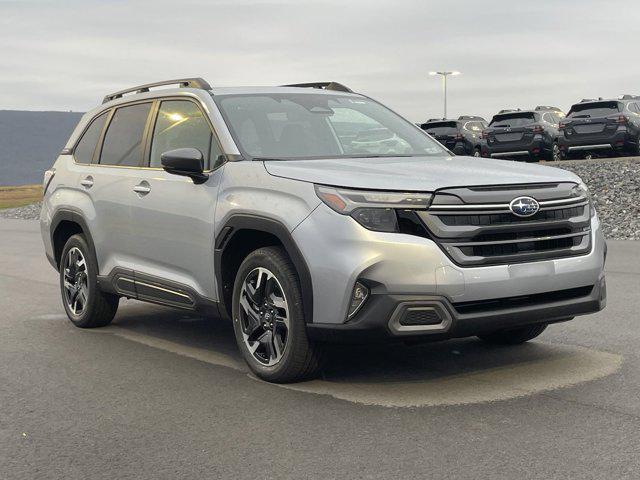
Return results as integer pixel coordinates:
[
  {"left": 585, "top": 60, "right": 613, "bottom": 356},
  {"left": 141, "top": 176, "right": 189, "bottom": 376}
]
[{"left": 108, "top": 299, "right": 623, "bottom": 407}]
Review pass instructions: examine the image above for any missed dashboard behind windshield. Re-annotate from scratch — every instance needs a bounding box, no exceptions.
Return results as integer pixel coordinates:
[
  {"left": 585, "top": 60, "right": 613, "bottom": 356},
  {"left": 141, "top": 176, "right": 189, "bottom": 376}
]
[{"left": 213, "top": 93, "right": 447, "bottom": 160}]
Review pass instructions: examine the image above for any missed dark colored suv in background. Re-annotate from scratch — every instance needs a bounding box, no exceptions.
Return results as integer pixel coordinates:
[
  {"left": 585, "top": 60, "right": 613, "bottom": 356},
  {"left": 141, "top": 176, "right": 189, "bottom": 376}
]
[
  {"left": 420, "top": 116, "right": 487, "bottom": 156},
  {"left": 558, "top": 96, "right": 640, "bottom": 159},
  {"left": 481, "top": 107, "right": 564, "bottom": 162}
]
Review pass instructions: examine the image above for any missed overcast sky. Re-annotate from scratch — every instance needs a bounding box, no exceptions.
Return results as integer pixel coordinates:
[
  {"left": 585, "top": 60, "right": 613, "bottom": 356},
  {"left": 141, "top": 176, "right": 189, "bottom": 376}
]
[{"left": 1, "top": 0, "right": 639, "bottom": 121}]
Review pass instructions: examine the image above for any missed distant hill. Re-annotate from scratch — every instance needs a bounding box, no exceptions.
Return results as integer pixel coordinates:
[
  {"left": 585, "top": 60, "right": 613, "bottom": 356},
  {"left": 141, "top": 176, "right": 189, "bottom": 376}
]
[{"left": 0, "top": 110, "right": 84, "bottom": 186}]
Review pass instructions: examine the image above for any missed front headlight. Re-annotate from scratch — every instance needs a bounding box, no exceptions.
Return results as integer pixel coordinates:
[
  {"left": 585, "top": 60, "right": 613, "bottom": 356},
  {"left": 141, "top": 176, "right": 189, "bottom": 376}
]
[
  {"left": 315, "top": 185, "right": 432, "bottom": 232},
  {"left": 574, "top": 182, "right": 595, "bottom": 218}
]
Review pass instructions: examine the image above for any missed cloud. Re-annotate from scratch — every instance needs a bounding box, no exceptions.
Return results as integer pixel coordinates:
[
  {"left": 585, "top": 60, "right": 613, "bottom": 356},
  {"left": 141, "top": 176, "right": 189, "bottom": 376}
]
[{"left": 1, "top": 0, "right": 638, "bottom": 121}]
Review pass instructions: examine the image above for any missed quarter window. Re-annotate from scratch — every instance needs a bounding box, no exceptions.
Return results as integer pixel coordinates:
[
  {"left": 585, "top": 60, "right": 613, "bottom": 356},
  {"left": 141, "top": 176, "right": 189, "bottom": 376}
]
[
  {"left": 100, "top": 103, "right": 152, "bottom": 167},
  {"left": 150, "top": 100, "right": 222, "bottom": 169},
  {"left": 74, "top": 112, "right": 108, "bottom": 164}
]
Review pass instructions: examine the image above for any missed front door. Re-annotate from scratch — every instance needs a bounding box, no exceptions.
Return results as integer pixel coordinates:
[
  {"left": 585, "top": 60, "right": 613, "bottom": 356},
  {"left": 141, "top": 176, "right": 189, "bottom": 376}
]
[{"left": 128, "top": 98, "right": 225, "bottom": 302}]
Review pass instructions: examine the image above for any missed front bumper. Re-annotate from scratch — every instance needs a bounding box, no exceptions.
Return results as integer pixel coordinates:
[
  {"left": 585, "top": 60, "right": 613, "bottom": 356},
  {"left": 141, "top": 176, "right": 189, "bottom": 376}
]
[
  {"left": 293, "top": 203, "right": 607, "bottom": 339},
  {"left": 306, "top": 278, "right": 606, "bottom": 342}
]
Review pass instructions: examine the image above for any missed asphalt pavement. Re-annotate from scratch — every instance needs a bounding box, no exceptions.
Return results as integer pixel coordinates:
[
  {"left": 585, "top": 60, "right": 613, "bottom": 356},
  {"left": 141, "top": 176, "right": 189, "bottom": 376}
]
[{"left": 1, "top": 219, "right": 639, "bottom": 479}]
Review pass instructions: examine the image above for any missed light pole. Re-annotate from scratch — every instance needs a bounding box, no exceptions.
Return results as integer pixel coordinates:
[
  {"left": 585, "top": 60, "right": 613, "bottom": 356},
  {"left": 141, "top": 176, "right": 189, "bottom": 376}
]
[{"left": 429, "top": 71, "right": 460, "bottom": 118}]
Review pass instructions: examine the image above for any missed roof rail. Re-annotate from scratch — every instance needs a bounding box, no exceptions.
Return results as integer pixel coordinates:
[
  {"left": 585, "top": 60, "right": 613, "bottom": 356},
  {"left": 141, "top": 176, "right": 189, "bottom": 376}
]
[
  {"left": 102, "top": 77, "right": 212, "bottom": 104},
  {"left": 497, "top": 109, "right": 521, "bottom": 114},
  {"left": 619, "top": 94, "right": 640, "bottom": 100},
  {"left": 579, "top": 97, "right": 603, "bottom": 103},
  {"left": 281, "top": 82, "right": 354, "bottom": 93}
]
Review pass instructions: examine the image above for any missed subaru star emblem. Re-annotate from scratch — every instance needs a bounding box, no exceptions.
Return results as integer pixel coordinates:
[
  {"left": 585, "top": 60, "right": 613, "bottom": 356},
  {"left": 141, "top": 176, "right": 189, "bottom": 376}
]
[{"left": 509, "top": 196, "right": 540, "bottom": 217}]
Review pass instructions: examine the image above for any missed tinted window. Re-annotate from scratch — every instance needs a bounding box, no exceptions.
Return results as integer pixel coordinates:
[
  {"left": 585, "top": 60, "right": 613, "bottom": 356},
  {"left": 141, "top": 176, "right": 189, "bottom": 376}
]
[
  {"left": 567, "top": 102, "right": 620, "bottom": 118},
  {"left": 542, "top": 113, "right": 556, "bottom": 124},
  {"left": 215, "top": 93, "right": 446, "bottom": 160},
  {"left": 74, "top": 112, "right": 108, "bottom": 164},
  {"left": 150, "top": 100, "right": 222, "bottom": 169},
  {"left": 100, "top": 103, "right": 152, "bottom": 166},
  {"left": 421, "top": 121, "right": 458, "bottom": 135},
  {"left": 490, "top": 113, "right": 535, "bottom": 127},
  {"left": 463, "top": 121, "right": 485, "bottom": 132}
]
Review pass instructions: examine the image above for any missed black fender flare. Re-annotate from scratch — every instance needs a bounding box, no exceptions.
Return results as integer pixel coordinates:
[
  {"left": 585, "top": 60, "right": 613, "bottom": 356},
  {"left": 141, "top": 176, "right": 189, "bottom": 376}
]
[
  {"left": 50, "top": 208, "right": 98, "bottom": 270},
  {"left": 214, "top": 214, "right": 314, "bottom": 323}
]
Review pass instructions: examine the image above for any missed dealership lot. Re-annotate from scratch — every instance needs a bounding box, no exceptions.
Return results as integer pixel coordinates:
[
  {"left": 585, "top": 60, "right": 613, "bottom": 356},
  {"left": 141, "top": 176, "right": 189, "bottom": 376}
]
[{"left": 1, "top": 218, "right": 639, "bottom": 479}]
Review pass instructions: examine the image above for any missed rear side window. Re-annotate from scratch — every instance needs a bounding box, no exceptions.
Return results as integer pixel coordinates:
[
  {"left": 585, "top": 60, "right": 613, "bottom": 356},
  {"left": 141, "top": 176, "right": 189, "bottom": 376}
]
[
  {"left": 567, "top": 102, "right": 620, "bottom": 118},
  {"left": 149, "top": 100, "right": 221, "bottom": 169},
  {"left": 490, "top": 113, "right": 535, "bottom": 127},
  {"left": 464, "top": 121, "right": 486, "bottom": 132},
  {"left": 100, "top": 103, "right": 152, "bottom": 166},
  {"left": 421, "top": 121, "right": 458, "bottom": 135},
  {"left": 74, "top": 112, "right": 108, "bottom": 164}
]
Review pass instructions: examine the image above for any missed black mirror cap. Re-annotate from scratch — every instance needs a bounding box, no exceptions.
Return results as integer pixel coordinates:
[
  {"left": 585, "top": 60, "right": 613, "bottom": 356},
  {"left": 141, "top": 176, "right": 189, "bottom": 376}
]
[{"left": 160, "top": 148, "right": 208, "bottom": 184}]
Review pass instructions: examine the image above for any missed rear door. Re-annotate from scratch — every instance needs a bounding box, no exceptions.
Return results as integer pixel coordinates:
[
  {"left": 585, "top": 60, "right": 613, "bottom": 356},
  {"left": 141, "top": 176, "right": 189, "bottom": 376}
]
[
  {"left": 562, "top": 101, "right": 622, "bottom": 141},
  {"left": 78, "top": 101, "right": 153, "bottom": 276},
  {"left": 422, "top": 121, "right": 459, "bottom": 149},
  {"left": 128, "top": 97, "right": 226, "bottom": 301},
  {"left": 488, "top": 113, "right": 536, "bottom": 145}
]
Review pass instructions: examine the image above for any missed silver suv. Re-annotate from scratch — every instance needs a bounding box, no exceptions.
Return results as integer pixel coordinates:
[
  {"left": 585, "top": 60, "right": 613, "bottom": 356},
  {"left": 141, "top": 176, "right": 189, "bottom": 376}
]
[{"left": 41, "top": 78, "right": 607, "bottom": 382}]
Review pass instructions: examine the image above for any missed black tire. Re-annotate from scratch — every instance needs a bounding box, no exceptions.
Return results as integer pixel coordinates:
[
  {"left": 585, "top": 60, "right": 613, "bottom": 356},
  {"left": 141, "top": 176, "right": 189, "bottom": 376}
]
[
  {"left": 59, "top": 234, "right": 119, "bottom": 328},
  {"left": 477, "top": 323, "right": 547, "bottom": 345},
  {"left": 231, "top": 246, "right": 322, "bottom": 383}
]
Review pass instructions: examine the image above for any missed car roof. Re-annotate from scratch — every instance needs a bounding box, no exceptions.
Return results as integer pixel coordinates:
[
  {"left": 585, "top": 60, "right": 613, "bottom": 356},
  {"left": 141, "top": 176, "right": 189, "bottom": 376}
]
[
  {"left": 209, "top": 86, "right": 360, "bottom": 97},
  {"left": 493, "top": 110, "right": 538, "bottom": 116}
]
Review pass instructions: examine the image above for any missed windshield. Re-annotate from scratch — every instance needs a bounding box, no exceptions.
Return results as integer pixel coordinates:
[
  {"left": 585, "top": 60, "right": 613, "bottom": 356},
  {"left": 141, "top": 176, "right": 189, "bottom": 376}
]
[
  {"left": 421, "top": 121, "right": 458, "bottom": 135},
  {"left": 214, "top": 93, "right": 447, "bottom": 160},
  {"left": 490, "top": 113, "right": 536, "bottom": 128},
  {"left": 567, "top": 102, "right": 620, "bottom": 118}
]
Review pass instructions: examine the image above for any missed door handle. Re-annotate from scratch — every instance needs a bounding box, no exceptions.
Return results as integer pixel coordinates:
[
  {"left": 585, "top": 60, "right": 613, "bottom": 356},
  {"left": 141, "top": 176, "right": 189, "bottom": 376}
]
[
  {"left": 80, "top": 176, "right": 94, "bottom": 188},
  {"left": 133, "top": 182, "right": 151, "bottom": 195}
]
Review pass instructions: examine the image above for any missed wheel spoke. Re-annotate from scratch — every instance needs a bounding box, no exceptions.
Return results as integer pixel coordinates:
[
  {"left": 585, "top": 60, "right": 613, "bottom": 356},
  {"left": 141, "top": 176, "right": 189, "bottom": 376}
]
[
  {"left": 272, "top": 332, "right": 284, "bottom": 359},
  {"left": 262, "top": 331, "right": 276, "bottom": 361},
  {"left": 246, "top": 322, "right": 266, "bottom": 343}
]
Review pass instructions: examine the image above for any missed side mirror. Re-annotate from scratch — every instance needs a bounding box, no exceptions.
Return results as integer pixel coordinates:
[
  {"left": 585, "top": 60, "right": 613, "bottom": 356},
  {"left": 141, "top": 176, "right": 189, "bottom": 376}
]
[{"left": 161, "top": 148, "right": 208, "bottom": 184}]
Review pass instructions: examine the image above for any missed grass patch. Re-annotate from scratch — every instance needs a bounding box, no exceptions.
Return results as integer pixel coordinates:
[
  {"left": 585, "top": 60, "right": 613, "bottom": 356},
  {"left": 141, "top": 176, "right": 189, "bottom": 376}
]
[{"left": 0, "top": 184, "right": 43, "bottom": 209}]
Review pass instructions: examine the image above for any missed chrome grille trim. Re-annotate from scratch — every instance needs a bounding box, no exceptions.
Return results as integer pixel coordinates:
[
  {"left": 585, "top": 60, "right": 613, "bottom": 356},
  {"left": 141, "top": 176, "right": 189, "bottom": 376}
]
[
  {"left": 428, "top": 195, "right": 588, "bottom": 211},
  {"left": 419, "top": 186, "right": 592, "bottom": 266}
]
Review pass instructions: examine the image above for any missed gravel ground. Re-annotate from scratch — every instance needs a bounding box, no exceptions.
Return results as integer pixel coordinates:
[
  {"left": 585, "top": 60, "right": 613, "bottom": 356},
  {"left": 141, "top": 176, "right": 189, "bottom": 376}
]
[
  {"left": 0, "top": 201, "right": 42, "bottom": 220},
  {"left": 547, "top": 157, "right": 640, "bottom": 240},
  {"left": 1, "top": 157, "right": 638, "bottom": 239}
]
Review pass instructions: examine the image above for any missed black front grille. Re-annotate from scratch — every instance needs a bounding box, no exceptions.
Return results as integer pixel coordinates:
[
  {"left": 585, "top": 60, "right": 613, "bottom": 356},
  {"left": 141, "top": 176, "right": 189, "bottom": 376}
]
[
  {"left": 438, "top": 205, "right": 585, "bottom": 227},
  {"left": 417, "top": 185, "right": 592, "bottom": 266},
  {"left": 459, "top": 235, "right": 580, "bottom": 258}
]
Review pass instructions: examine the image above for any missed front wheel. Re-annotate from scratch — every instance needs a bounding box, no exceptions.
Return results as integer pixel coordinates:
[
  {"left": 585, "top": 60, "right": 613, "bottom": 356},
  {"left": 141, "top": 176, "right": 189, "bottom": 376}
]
[
  {"left": 231, "top": 246, "right": 322, "bottom": 383},
  {"left": 477, "top": 323, "right": 547, "bottom": 345}
]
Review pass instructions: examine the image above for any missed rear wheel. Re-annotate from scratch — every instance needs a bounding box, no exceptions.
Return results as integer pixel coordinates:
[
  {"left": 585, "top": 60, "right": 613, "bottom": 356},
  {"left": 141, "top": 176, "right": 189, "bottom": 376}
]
[
  {"left": 473, "top": 147, "right": 481, "bottom": 157},
  {"left": 551, "top": 143, "right": 562, "bottom": 161},
  {"left": 477, "top": 323, "right": 547, "bottom": 345},
  {"left": 232, "top": 246, "right": 322, "bottom": 383},
  {"left": 60, "top": 234, "right": 119, "bottom": 328}
]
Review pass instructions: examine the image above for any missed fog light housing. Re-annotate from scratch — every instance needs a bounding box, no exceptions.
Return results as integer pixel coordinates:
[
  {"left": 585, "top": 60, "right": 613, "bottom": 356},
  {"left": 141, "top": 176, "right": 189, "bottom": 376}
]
[{"left": 347, "top": 281, "right": 369, "bottom": 319}]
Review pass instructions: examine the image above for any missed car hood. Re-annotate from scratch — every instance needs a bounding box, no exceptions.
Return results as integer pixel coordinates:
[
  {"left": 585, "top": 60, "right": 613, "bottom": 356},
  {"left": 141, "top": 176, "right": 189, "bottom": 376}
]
[{"left": 263, "top": 156, "right": 581, "bottom": 191}]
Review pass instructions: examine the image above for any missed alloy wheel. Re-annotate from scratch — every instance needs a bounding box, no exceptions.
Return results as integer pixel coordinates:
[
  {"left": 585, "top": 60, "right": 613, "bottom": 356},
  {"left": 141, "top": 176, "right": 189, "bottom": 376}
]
[
  {"left": 63, "top": 247, "right": 89, "bottom": 316},
  {"left": 552, "top": 144, "right": 561, "bottom": 161},
  {"left": 238, "top": 267, "right": 290, "bottom": 366}
]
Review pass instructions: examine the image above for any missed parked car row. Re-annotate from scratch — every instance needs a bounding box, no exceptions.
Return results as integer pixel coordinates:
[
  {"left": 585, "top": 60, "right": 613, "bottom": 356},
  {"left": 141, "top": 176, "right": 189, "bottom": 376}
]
[{"left": 420, "top": 95, "right": 640, "bottom": 161}]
